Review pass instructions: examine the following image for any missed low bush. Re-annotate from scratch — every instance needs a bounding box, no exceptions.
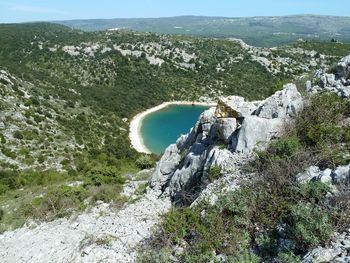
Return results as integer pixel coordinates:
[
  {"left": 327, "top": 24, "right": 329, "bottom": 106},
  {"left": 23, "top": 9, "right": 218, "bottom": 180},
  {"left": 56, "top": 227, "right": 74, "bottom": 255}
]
[
  {"left": 135, "top": 155, "right": 154, "bottom": 169},
  {"left": 85, "top": 165, "right": 125, "bottom": 186},
  {"left": 156, "top": 204, "right": 253, "bottom": 261},
  {"left": 89, "top": 184, "right": 124, "bottom": 203},
  {"left": 268, "top": 136, "right": 301, "bottom": 158},
  {"left": 22, "top": 185, "right": 88, "bottom": 221},
  {"left": 1, "top": 147, "right": 16, "bottom": 159},
  {"left": 207, "top": 166, "right": 222, "bottom": 182},
  {"left": 0, "top": 209, "right": 4, "bottom": 221},
  {"left": 13, "top": 130, "right": 24, "bottom": 140},
  {"left": 288, "top": 203, "right": 333, "bottom": 249}
]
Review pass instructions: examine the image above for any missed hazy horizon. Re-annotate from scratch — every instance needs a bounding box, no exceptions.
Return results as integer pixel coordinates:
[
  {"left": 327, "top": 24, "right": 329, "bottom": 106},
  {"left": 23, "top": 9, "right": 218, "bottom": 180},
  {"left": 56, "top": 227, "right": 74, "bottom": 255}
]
[{"left": 1, "top": 0, "right": 349, "bottom": 23}]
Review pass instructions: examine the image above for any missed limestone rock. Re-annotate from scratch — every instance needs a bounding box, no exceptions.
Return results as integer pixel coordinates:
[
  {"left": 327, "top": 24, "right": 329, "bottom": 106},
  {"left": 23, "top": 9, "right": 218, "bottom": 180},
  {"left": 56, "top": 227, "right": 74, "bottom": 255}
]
[
  {"left": 215, "top": 96, "right": 258, "bottom": 118},
  {"left": 321, "top": 73, "right": 337, "bottom": 88},
  {"left": 319, "top": 168, "right": 333, "bottom": 184},
  {"left": 0, "top": 189, "right": 171, "bottom": 263},
  {"left": 198, "top": 108, "right": 216, "bottom": 140},
  {"left": 305, "top": 80, "right": 312, "bottom": 92},
  {"left": 168, "top": 143, "right": 208, "bottom": 199},
  {"left": 215, "top": 118, "right": 237, "bottom": 144},
  {"left": 297, "top": 166, "right": 321, "bottom": 183},
  {"left": 255, "top": 83, "right": 303, "bottom": 119},
  {"left": 332, "top": 164, "right": 350, "bottom": 184},
  {"left": 303, "top": 247, "right": 343, "bottom": 263},
  {"left": 337, "top": 55, "right": 350, "bottom": 79},
  {"left": 203, "top": 148, "right": 237, "bottom": 175},
  {"left": 149, "top": 144, "right": 181, "bottom": 189},
  {"left": 215, "top": 96, "right": 245, "bottom": 118},
  {"left": 233, "top": 116, "right": 284, "bottom": 153}
]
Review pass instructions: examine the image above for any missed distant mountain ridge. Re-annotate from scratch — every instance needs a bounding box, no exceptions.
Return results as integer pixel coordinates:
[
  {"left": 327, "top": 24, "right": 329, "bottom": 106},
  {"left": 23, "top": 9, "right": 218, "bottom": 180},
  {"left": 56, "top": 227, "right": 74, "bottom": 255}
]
[{"left": 55, "top": 15, "right": 350, "bottom": 47}]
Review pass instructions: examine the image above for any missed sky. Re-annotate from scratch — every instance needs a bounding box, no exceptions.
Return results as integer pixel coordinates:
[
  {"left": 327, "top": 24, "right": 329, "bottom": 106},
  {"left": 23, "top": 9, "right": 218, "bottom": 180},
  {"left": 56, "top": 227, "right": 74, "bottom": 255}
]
[{"left": 0, "top": 0, "right": 349, "bottom": 23}]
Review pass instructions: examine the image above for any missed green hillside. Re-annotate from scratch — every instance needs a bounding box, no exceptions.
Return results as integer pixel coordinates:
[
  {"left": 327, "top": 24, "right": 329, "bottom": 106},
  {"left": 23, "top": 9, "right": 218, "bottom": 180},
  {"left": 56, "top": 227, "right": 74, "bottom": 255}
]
[{"left": 0, "top": 22, "right": 349, "bottom": 232}]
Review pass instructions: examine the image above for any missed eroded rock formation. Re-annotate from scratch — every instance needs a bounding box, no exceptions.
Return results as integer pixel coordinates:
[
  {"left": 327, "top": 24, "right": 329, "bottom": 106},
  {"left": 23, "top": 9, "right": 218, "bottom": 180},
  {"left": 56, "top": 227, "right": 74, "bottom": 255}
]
[{"left": 150, "top": 83, "right": 303, "bottom": 202}]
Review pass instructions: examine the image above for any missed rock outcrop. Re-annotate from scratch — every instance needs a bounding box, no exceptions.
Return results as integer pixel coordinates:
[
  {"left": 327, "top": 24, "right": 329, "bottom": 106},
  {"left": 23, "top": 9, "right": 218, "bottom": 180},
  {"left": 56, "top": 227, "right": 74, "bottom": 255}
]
[
  {"left": 337, "top": 55, "right": 350, "bottom": 79},
  {"left": 150, "top": 84, "right": 303, "bottom": 202},
  {"left": 307, "top": 54, "right": 350, "bottom": 98},
  {"left": 303, "top": 229, "right": 350, "bottom": 263}
]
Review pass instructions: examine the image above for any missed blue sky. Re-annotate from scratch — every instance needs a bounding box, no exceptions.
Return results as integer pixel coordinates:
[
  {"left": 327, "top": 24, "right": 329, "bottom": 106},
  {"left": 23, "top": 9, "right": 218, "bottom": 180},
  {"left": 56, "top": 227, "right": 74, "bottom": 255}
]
[{"left": 0, "top": 0, "right": 349, "bottom": 23}]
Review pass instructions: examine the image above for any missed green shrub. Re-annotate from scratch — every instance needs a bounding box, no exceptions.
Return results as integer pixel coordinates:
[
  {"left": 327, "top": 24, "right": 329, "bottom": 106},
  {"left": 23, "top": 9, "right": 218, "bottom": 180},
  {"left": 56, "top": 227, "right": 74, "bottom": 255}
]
[
  {"left": 277, "top": 252, "right": 301, "bottom": 263},
  {"left": 226, "top": 250, "right": 260, "bottom": 263},
  {"left": 296, "top": 93, "right": 349, "bottom": 148},
  {"left": 13, "top": 130, "right": 24, "bottom": 140},
  {"left": 269, "top": 136, "right": 301, "bottom": 157},
  {"left": 135, "top": 155, "right": 154, "bottom": 169},
  {"left": 298, "top": 181, "right": 330, "bottom": 204},
  {"left": 153, "top": 199, "right": 252, "bottom": 260},
  {"left": 0, "top": 209, "right": 4, "bottom": 221},
  {"left": 137, "top": 248, "right": 173, "bottom": 263},
  {"left": 0, "top": 133, "right": 6, "bottom": 144},
  {"left": 207, "top": 166, "right": 222, "bottom": 182},
  {"left": 85, "top": 165, "right": 125, "bottom": 186},
  {"left": 288, "top": 203, "right": 333, "bottom": 249},
  {"left": 22, "top": 185, "right": 87, "bottom": 221},
  {"left": 89, "top": 184, "right": 124, "bottom": 203},
  {"left": 15, "top": 170, "right": 65, "bottom": 188},
  {"left": 1, "top": 147, "right": 16, "bottom": 159},
  {"left": 0, "top": 182, "right": 10, "bottom": 195},
  {"left": 256, "top": 234, "right": 276, "bottom": 257},
  {"left": 219, "top": 188, "right": 254, "bottom": 228}
]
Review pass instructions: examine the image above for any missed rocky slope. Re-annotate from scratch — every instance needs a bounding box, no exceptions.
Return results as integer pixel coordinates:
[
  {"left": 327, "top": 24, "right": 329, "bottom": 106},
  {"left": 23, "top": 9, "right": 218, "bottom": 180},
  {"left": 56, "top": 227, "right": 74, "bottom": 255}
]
[
  {"left": 1, "top": 52, "right": 350, "bottom": 262},
  {"left": 0, "top": 186, "right": 171, "bottom": 263},
  {"left": 0, "top": 69, "right": 127, "bottom": 171},
  {"left": 147, "top": 55, "right": 350, "bottom": 262}
]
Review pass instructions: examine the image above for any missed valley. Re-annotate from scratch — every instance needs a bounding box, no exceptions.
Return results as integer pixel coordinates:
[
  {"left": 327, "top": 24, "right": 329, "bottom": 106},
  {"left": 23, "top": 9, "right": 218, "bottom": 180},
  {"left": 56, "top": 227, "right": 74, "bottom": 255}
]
[{"left": 0, "top": 17, "right": 350, "bottom": 263}]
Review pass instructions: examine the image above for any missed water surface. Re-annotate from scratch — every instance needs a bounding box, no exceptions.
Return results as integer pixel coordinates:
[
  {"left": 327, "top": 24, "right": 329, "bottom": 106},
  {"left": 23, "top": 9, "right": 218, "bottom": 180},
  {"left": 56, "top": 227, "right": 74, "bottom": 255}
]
[{"left": 141, "top": 104, "right": 210, "bottom": 154}]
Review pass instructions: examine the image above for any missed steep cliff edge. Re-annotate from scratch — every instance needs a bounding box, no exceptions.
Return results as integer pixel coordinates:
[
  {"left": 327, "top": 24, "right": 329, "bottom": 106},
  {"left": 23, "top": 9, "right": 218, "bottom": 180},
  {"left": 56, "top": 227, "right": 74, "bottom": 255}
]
[{"left": 150, "top": 83, "right": 303, "bottom": 204}]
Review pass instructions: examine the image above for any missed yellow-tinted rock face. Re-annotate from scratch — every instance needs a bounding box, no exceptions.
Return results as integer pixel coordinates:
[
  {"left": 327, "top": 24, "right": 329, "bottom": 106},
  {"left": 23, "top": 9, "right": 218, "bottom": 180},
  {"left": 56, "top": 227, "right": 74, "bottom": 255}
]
[{"left": 214, "top": 99, "right": 239, "bottom": 118}]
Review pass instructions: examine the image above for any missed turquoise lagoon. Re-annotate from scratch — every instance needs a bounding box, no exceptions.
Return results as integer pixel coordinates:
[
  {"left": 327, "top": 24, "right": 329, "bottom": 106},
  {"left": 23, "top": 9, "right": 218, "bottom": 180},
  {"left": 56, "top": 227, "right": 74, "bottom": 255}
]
[{"left": 141, "top": 104, "right": 210, "bottom": 154}]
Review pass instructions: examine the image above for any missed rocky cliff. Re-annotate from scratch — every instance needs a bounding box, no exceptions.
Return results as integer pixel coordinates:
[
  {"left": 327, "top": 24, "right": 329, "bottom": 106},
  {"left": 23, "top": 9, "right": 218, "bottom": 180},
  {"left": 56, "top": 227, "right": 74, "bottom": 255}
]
[
  {"left": 147, "top": 55, "right": 350, "bottom": 262},
  {"left": 150, "top": 83, "right": 303, "bottom": 203}
]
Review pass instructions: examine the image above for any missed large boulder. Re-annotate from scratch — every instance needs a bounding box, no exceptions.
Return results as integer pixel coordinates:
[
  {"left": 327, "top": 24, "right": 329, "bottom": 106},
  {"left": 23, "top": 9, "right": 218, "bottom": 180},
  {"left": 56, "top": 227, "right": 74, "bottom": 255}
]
[
  {"left": 197, "top": 107, "right": 216, "bottom": 141},
  {"left": 149, "top": 144, "right": 181, "bottom": 189},
  {"left": 320, "top": 73, "right": 337, "bottom": 88},
  {"left": 215, "top": 118, "right": 237, "bottom": 144},
  {"left": 255, "top": 83, "right": 303, "bottom": 119},
  {"left": 233, "top": 116, "right": 284, "bottom": 153},
  {"left": 337, "top": 55, "right": 350, "bottom": 79},
  {"left": 215, "top": 96, "right": 259, "bottom": 118},
  {"left": 202, "top": 148, "right": 238, "bottom": 176}
]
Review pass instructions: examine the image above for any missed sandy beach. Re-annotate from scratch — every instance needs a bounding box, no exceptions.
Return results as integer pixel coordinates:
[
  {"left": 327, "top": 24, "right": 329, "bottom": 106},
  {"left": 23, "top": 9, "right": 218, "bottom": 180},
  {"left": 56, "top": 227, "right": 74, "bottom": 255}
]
[{"left": 129, "top": 101, "right": 217, "bottom": 153}]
